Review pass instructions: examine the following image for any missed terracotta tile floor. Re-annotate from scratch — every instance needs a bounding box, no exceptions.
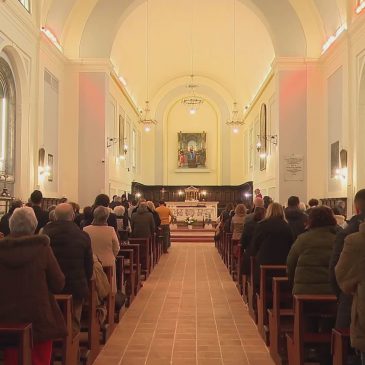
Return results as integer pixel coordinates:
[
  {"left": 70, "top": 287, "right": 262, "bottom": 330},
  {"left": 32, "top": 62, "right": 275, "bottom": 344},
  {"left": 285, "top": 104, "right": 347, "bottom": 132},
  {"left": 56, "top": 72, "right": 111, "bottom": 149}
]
[{"left": 94, "top": 243, "right": 274, "bottom": 365}]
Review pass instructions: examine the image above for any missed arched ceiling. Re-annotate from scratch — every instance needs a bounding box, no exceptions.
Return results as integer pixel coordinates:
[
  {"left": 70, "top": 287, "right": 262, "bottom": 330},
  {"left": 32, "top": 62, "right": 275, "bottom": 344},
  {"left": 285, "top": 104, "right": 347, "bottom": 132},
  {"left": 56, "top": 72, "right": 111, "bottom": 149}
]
[{"left": 41, "top": 0, "right": 349, "bottom": 109}]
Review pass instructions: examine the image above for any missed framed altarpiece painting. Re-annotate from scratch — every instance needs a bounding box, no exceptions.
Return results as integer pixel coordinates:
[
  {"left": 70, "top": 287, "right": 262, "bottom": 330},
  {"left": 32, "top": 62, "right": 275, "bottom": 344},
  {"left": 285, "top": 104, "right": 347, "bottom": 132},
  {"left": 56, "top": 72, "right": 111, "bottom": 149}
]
[{"left": 177, "top": 132, "right": 207, "bottom": 169}]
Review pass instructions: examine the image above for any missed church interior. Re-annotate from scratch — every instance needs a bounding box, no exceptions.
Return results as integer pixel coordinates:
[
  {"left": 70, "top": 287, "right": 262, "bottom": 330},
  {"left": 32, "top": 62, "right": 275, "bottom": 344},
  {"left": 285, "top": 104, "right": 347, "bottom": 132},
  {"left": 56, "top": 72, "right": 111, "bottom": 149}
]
[{"left": 1, "top": 0, "right": 365, "bottom": 364}]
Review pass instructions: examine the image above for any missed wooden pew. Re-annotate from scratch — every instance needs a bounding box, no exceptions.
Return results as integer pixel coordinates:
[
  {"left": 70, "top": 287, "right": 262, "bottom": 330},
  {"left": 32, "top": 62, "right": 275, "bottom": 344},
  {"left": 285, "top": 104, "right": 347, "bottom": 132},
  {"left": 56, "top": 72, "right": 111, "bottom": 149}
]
[
  {"left": 268, "top": 277, "right": 294, "bottom": 365},
  {"left": 54, "top": 295, "right": 80, "bottom": 365},
  {"left": 0, "top": 323, "right": 33, "bottom": 365},
  {"left": 115, "top": 256, "right": 126, "bottom": 322},
  {"left": 286, "top": 294, "right": 337, "bottom": 365},
  {"left": 128, "top": 238, "right": 151, "bottom": 279},
  {"left": 256, "top": 265, "right": 287, "bottom": 344},
  {"left": 230, "top": 240, "right": 241, "bottom": 281},
  {"left": 247, "top": 256, "right": 257, "bottom": 323},
  {"left": 79, "top": 278, "right": 100, "bottom": 365},
  {"left": 117, "top": 249, "right": 135, "bottom": 306},
  {"left": 101, "top": 266, "right": 116, "bottom": 343},
  {"left": 224, "top": 232, "right": 233, "bottom": 268},
  {"left": 331, "top": 328, "right": 350, "bottom": 365},
  {"left": 121, "top": 243, "right": 142, "bottom": 296}
]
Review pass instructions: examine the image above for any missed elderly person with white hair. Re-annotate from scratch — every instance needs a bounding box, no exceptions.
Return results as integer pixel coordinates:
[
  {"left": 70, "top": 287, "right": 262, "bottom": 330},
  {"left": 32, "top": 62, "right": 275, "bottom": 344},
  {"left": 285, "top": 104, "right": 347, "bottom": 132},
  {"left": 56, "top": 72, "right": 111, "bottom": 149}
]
[
  {"left": 114, "top": 205, "right": 131, "bottom": 242},
  {"left": 43, "top": 203, "right": 94, "bottom": 335},
  {"left": 84, "top": 206, "right": 120, "bottom": 293},
  {"left": 0, "top": 207, "right": 66, "bottom": 365}
]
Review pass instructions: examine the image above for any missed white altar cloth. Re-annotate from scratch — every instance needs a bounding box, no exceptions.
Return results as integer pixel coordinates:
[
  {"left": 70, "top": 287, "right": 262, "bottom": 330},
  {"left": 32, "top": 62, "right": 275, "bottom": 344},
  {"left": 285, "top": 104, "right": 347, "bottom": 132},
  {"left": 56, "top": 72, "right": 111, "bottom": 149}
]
[{"left": 166, "top": 201, "right": 218, "bottom": 222}]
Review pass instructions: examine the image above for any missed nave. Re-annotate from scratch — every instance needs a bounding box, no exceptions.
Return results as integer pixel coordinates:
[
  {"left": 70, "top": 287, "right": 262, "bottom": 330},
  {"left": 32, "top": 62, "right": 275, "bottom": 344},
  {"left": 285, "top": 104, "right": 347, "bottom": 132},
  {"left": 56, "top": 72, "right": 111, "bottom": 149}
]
[{"left": 95, "top": 243, "right": 273, "bottom": 365}]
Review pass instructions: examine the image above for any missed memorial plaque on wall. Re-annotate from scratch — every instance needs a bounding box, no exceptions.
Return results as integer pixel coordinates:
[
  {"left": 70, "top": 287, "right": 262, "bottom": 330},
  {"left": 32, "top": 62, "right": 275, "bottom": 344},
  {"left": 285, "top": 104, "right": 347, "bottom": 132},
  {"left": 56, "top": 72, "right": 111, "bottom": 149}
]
[{"left": 284, "top": 154, "right": 304, "bottom": 181}]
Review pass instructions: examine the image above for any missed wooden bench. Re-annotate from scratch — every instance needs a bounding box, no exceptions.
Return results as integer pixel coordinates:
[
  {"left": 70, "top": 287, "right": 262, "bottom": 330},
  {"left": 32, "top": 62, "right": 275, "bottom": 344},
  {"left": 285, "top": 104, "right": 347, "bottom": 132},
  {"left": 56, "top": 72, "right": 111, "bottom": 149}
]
[
  {"left": 331, "top": 328, "right": 350, "bottom": 365},
  {"left": 247, "top": 256, "right": 257, "bottom": 323},
  {"left": 268, "top": 277, "right": 294, "bottom": 365},
  {"left": 128, "top": 238, "right": 151, "bottom": 279},
  {"left": 54, "top": 295, "right": 80, "bottom": 365},
  {"left": 256, "top": 265, "right": 287, "bottom": 344},
  {"left": 115, "top": 256, "right": 126, "bottom": 321},
  {"left": 286, "top": 294, "right": 337, "bottom": 365},
  {"left": 79, "top": 278, "right": 100, "bottom": 365},
  {"left": 0, "top": 323, "right": 33, "bottom": 365},
  {"left": 230, "top": 239, "right": 241, "bottom": 281},
  {"left": 117, "top": 249, "right": 135, "bottom": 306},
  {"left": 121, "top": 244, "right": 142, "bottom": 296},
  {"left": 101, "top": 266, "right": 116, "bottom": 343}
]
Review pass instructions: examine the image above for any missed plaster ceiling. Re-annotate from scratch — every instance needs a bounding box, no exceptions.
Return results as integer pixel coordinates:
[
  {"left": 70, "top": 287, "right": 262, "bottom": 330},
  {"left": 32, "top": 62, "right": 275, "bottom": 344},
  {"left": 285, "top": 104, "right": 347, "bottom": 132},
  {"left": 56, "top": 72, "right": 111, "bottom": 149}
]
[{"left": 40, "top": 0, "right": 349, "bottom": 109}]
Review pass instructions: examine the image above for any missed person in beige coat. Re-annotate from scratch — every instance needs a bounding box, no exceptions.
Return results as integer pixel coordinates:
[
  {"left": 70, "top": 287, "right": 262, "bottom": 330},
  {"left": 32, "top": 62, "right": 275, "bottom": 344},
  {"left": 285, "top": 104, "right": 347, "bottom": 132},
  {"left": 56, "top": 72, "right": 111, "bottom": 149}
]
[
  {"left": 84, "top": 206, "right": 120, "bottom": 293},
  {"left": 335, "top": 222, "right": 365, "bottom": 363}
]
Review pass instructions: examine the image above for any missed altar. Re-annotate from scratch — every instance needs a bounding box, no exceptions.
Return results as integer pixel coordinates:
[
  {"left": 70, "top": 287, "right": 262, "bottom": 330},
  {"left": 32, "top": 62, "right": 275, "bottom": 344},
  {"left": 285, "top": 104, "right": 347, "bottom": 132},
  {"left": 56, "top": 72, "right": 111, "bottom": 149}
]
[{"left": 166, "top": 201, "right": 218, "bottom": 222}]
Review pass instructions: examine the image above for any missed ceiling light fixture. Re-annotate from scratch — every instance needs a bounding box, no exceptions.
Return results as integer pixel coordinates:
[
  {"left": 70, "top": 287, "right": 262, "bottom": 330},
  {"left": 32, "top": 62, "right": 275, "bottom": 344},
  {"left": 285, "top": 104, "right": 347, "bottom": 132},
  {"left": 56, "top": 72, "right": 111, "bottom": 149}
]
[
  {"left": 226, "top": 0, "right": 244, "bottom": 132},
  {"left": 139, "top": 0, "right": 158, "bottom": 131},
  {"left": 182, "top": 0, "right": 204, "bottom": 115}
]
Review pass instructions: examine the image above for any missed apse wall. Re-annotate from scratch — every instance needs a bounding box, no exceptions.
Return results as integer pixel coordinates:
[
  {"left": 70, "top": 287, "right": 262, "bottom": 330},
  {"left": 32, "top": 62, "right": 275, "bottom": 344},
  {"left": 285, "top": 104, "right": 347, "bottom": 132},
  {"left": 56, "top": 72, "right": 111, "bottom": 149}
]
[{"left": 165, "top": 100, "right": 220, "bottom": 186}]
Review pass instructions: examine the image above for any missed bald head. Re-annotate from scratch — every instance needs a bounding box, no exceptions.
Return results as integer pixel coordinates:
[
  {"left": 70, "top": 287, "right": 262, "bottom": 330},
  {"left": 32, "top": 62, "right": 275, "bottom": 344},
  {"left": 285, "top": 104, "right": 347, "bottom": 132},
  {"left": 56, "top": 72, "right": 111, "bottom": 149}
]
[{"left": 55, "top": 203, "right": 75, "bottom": 222}]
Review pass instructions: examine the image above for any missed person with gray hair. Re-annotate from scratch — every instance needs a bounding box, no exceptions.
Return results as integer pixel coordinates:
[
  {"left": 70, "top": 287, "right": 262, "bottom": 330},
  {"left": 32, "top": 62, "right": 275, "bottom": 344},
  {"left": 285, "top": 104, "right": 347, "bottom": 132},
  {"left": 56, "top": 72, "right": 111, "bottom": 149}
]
[
  {"left": 0, "top": 206, "right": 67, "bottom": 363},
  {"left": 43, "top": 203, "right": 93, "bottom": 335},
  {"left": 9, "top": 206, "right": 38, "bottom": 235},
  {"left": 84, "top": 206, "right": 120, "bottom": 293}
]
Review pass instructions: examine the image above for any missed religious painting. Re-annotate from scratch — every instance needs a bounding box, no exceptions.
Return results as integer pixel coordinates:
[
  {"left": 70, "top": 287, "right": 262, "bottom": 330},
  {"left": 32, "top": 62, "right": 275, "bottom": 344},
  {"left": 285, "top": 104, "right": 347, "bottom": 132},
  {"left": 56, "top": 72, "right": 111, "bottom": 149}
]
[
  {"left": 177, "top": 132, "right": 207, "bottom": 168},
  {"left": 331, "top": 141, "right": 340, "bottom": 178},
  {"left": 259, "top": 103, "right": 267, "bottom": 171},
  {"left": 47, "top": 154, "right": 53, "bottom": 182}
]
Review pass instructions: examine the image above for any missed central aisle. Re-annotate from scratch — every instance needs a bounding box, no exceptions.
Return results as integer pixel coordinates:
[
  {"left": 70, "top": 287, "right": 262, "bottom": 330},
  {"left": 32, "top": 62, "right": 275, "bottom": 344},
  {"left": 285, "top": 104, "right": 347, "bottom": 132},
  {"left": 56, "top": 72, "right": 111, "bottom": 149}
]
[{"left": 95, "top": 243, "right": 274, "bottom": 365}]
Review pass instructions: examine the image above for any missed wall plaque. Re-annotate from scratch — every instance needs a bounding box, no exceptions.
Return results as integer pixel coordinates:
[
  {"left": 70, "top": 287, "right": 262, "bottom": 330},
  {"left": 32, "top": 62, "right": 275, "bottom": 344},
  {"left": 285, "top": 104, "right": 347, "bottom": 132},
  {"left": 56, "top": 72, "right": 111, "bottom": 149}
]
[{"left": 284, "top": 154, "right": 304, "bottom": 181}]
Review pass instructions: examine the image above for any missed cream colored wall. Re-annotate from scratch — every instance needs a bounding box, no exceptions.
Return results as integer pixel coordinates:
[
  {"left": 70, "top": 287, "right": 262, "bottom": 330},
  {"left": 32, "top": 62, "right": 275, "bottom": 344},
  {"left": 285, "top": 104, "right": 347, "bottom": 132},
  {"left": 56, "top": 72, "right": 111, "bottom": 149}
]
[
  {"left": 242, "top": 75, "right": 277, "bottom": 199},
  {"left": 164, "top": 100, "right": 220, "bottom": 186},
  {"left": 108, "top": 77, "right": 142, "bottom": 196}
]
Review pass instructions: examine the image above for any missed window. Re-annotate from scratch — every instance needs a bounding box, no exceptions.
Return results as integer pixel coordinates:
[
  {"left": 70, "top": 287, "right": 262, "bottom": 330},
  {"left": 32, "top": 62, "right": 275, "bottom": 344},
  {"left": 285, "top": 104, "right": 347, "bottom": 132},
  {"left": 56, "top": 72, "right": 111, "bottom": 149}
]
[
  {"left": 0, "top": 57, "right": 16, "bottom": 183},
  {"left": 18, "top": 0, "right": 30, "bottom": 12}
]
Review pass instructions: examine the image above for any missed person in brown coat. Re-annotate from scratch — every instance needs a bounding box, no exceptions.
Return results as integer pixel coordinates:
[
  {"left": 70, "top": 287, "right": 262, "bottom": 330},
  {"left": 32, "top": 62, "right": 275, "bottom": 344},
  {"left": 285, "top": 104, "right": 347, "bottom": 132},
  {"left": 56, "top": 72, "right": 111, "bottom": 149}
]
[
  {"left": 0, "top": 207, "right": 67, "bottom": 365},
  {"left": 335, "top": 222, "right": 365, "bottom": 363}
]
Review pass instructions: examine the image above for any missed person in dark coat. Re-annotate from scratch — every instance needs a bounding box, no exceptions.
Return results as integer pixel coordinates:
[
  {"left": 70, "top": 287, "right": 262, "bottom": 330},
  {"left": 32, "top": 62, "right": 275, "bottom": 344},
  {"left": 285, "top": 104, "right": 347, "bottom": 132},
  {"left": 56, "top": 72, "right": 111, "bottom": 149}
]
[
  {"left": 131, "top": 203, "right": 155, "bottom": 238},
  {"left": 30, "top": 190, "right": 49, "bottom": 233},
  {"left": 251, "top": 202, "right": 294, "bottom": 289},
  {"left": 285, "top": 196, "right": 308, "bottom": 240},
  {"left": 42, "top": 203, "right": 94, "bottom": 335},
  {"left": 0, "top": 207, "right": 67, "bottom": 364},
  {"left": 0, "top": 200, "right": 23, "bottom": 236},
  {"left": 240, "top": 206, "right": 265, "bottom": 275},
  {"left": 287, "top": 206, "right": 339, "bottom": 295},
  {"left": 329, "top": 189, "right": 365, "bottom": 329},
  {"left": 147, "top": 201, "right": 161, "bottom": 229},
  {"left": 83, "top": 194, "right": 119, "bottom": 234}
]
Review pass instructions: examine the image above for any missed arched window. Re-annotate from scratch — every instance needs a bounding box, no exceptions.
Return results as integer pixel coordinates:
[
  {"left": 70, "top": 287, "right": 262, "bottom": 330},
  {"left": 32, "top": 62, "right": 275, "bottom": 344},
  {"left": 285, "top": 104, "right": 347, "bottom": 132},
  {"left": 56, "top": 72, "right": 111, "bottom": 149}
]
[{"left": 0, "top": 57, "right": 16, "bottom": 184}]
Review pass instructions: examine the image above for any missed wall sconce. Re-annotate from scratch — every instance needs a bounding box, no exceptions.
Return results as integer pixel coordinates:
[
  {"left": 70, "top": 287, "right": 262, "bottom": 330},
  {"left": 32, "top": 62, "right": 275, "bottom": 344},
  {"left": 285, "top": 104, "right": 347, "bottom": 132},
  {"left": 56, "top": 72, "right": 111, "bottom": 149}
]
[
  {"left": 135, "top": 192, "right": 142, "bottom": 199},
  {"left": 256, "top": 135, "right": 278, "bottom": 158},
  {"left": 201, "top": 190, "right": 207, "bottom": 197},
  {"left": 178, "top": 190, "right": 184, "bottom": 196}
]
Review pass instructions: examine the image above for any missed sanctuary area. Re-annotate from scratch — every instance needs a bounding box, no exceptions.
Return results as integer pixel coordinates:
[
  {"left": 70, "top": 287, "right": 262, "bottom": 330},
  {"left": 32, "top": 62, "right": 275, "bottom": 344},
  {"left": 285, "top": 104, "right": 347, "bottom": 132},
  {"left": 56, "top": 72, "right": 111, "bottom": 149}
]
[{"left": 1, "top": 1, "right": 365, "bottom": 365}]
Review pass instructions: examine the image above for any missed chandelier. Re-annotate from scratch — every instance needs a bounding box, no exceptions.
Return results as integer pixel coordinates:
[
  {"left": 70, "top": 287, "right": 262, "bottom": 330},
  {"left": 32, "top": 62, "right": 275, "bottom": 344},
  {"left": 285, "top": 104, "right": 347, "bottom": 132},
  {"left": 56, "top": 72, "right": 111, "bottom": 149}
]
[
  {"left": 225, "top": 0, "right": 244, "bottom": 133},
  {"left": 138, "top": 0, "right": 158, "bottom": 132},
  {"left": 139, "top": 101, "right": 157, "bottom": 132},
  {"left": 226, "top": 102, "right": 244, "bottom": 133},
  {"left": 182, "top": 75, "right": 204, "bottom": 115}
]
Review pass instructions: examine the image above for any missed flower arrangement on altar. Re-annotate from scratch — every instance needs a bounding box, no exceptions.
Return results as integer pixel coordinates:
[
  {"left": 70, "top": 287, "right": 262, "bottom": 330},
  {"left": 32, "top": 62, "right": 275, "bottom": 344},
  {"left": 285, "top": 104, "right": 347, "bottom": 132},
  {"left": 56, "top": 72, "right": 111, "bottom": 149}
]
[{"left": 184, "top": 216, "right": 196, "bottom": 225}]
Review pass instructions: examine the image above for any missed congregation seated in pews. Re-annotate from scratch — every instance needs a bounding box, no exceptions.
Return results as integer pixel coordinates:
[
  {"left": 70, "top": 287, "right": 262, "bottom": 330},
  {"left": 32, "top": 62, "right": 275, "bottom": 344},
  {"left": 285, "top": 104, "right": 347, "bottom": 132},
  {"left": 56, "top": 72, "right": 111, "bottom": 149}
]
[
  {"left": 0, "top": 191, "right": 173, "bottom": 365},
  {"left": 216, "top": 190, "right": 365, "bottom": 365}
]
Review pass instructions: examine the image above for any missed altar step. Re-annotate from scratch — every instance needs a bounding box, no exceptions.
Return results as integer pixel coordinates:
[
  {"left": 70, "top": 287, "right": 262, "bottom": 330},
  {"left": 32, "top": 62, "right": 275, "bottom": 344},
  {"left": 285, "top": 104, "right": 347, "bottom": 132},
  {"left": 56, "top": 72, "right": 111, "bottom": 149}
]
[{"left": 171, "top": 228, "right": 215, "bottom": 243}]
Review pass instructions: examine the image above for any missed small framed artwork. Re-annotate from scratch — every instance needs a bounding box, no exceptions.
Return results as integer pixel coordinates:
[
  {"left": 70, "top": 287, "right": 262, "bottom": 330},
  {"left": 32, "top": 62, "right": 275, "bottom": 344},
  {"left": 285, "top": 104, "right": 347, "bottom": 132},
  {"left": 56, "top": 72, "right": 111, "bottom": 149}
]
[
  {"left": 47, "top": 154, "right": 53, "bottom": 182},
  {"left": 331, "top": 141, "right": 340, "bottom": 178},
  {"left": 259, "top": 103, "right": 267, "bottom": 171}
]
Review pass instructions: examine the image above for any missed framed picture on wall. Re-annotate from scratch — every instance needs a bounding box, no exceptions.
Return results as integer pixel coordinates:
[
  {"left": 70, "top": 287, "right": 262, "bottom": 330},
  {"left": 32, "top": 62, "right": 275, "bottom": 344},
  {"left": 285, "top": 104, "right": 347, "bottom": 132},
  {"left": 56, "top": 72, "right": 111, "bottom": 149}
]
[
  {"left": 331, "top": 141, "right": 340, "bottom": 178},
  {"left": 47, "top": 154, "right": 53, "bottom": 182},
  {"left": 118, "top": 114, "right": 125, "bottom": 157},
  {"left": 259, "top": 103, "right": 267, "bottom": 171}
]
